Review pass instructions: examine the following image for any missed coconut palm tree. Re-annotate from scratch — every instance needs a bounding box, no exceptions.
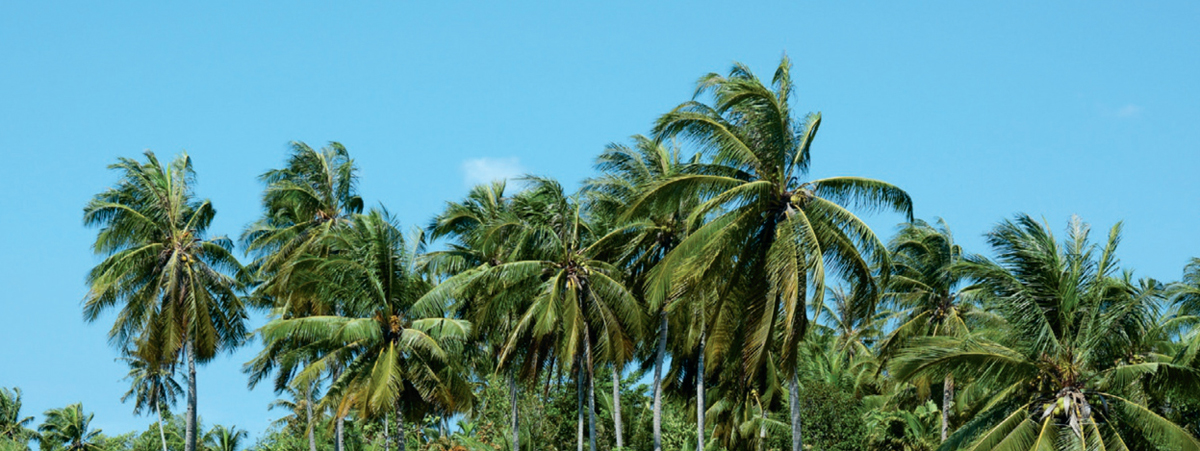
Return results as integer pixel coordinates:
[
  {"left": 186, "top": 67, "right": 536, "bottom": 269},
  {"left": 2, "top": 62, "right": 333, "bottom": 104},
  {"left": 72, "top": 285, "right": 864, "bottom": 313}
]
[
  {"left": 424, "top": 178, "right": 645, "bottom": 451},
  {"left": 252, "top": 209, "right": 470, "bottom": 451},
  {"left": 893, "top": 215, "right": 1200, "bottom": 450},
  {"left": 633, "top": 56, "right": 912, "bottom": 450},
  {"left": 202, "top": 425, "right": 247, "bottom": 451},
  {"left": 0, "top": 388, "right": 36, "bottom": 450},
  {"left": 37, "top": 405, "right": 101, "bottom": 451},
  {"left": 584, "top": 135, "right": 698, "bottom": 451},
  {"left": 1169, "top": 258, "right": 1200, "bottom": 365},
  {"left": 120, "top": 345, "right": 183, "bottom": 451},
  {"left": 424, "top": 181, "right": 549, "bottom": 451},
  {"left": 242, "top": 142, "right": 363, "bottom": 451},
  {"left": 242, "top": 141, "right": 362, "bottom": 312},
  {"left": 878, "top": 219, "right": 994, "bottom": 441},
  {"left": 265, "top": 382, "right": 324, "bottom": 451},
  {"left": 83, "top": 151, "right": 248, "bottom": 451}
]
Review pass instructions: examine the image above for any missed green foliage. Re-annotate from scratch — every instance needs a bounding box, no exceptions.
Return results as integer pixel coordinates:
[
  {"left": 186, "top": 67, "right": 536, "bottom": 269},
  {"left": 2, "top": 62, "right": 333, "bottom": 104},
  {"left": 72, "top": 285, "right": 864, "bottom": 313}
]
[
  {"left": 0, "top": 388, "right": 36, "bottom": 450},
  {"left": 38, "top": 404, "right": 102, "bottom": 451},
  {"left": 794, "top": 382, "right": 865, "bottom": 451},
  {"left": 56, "top": 57, "right": 1200, "bottom": 451}
]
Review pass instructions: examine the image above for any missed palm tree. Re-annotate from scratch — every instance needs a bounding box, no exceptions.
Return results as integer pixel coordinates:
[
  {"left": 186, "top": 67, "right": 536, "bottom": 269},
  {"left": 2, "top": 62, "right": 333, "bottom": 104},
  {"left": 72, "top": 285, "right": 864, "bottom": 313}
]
[
  {"left": 425, "top": 181, "right": 546, "bottom": 451},
  {"left": 893, "top": 215, "right": 1200, "bottom": 450},
  {"left": 584, "top": 135, "right": 697, "bottom": 451},
  {"left": 423, "top": 178, "right": 645, "bottom": 451},
  {"left": 242, "top": 142, "right": 363, "bottom": 451},
  {"left": 878, "top": 219, "right": 991, "bottom": 441},
  {"left": 83, "top": 151, "right": 248, "bottom": 451},
  {"left": 252, "top": 209, "right": 470, "bottom": 451},
  {"left": 634, "top": 56, "right": 912, "bottom": 450},
  {"left": 1169, "top": 258, "right": 1200, "bottom": 364},
  {"left": 265, "top": 382, "right": 323, "bottom": 451},
  {"left": 202, "top": 425, "right": 247, "bottom": 451},
  {"left": 37, "top": 405, "right": 101, "bottom": 451},
  {"left": 242, "top": 141, "right": 363, "bottom": 312},
  {"left": 0, "top": 388, "right": 36, "bottom": 450},
  {"left": 120, "top": 345, "right": 183, "bottom": 451}
]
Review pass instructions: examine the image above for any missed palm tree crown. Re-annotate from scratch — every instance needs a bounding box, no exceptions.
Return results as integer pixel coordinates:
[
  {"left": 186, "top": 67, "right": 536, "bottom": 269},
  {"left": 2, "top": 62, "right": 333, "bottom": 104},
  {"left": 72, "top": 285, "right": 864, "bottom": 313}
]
[{"left": 894, "top": 215, "right": 1200, "bottom": 450}]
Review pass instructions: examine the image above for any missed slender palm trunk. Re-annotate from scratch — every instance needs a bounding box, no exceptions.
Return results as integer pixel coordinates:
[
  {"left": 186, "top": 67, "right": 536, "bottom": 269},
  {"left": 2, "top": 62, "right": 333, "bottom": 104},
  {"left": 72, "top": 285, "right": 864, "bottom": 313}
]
[
  {"left": 758, "top": 405, "right": 767, "bottom": 451},
  {"left": 652, "top": 311, "right": 667, "bottom": 451},
  {"left": 335, "top": 416, "right": 344, "bottom": 451},
  {"left": 384, "top": 414, "right": 391, "bottom": 451},
  {"left": 789, "top": 372, "right": 803, "bottom": 451},
  {"left": 156, "top": 406, "right": 168, "bottom": 451},
  {"left": 577, "top": 362, "right": 584, "bottom": 451},
  {"left": 585, "top": 330, "right": 597, "bottom": 451},
  {"left": 332, "top": 365, "right": 345, "bottom": 451},
  {"left": 396, "top": 403, "right": 405, "bottom": 451},
  {"left": 510, "top": 367, "right": 520, "bottom": 451},
  {"left": 306, "top": 387, "right": 317, "bottom": 451},
  {"left": 611, "top": 367, "right": 623, "bottom": 449},
  {"left": 942, "top": 373, "right": 954, "bottom": 442},
  {"left": 697, "top": 324, "right": 705, "bottom": 451},
  {"left": 185, "top": 342, "right": 197, "bottom": 451}
]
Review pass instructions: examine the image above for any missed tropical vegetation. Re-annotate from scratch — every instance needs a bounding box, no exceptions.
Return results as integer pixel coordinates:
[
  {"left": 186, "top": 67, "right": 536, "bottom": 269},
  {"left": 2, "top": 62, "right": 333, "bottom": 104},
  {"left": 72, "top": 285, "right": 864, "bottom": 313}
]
[{"left": 4, "top": 55, "right": 1199, "bottom": 451}]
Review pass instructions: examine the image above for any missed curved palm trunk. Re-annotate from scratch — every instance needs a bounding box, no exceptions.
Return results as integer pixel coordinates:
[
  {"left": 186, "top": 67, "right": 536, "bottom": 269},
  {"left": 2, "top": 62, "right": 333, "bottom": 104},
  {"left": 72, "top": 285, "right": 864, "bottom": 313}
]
[
  {"left": 697, "top": 324, "right": 705, "bottom": 451},
  {"left": 789, "top": 372, "right": 803, "bottom": 451},
  {"left": 156, "top": 405, "right": 168, "bottom": 451},
  {"left": 652, "top": 311, "right": 667, "bottom": 451},
  {"left": 942, "top": 373, "right": 954, "bottom": 442},
  {"left": 612, "top": 368, "right": 623, "bottom": 449},
  {"left": 185, "top": 342, "right": 198, "bottom": 451},
  {"left": 384, "top": 414, "right": 391, "bottom": 451},
  {"left": 510, "top": 367, "right": 520, "bottom": 451},
  {"left": 306, "top": 388, "right": 317, "bottom": 451}
]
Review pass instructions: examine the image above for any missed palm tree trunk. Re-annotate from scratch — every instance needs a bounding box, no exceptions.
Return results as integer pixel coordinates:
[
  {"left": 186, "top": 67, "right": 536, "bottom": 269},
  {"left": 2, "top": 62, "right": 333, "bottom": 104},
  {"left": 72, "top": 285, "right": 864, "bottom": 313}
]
[
  {"left": 611, "top": 367, "right": 623, "bottom": 449},
  {"left": 652, "top": 310, "right": 667, "bottom": 451},
  {"left": 510, "top": 367, "right": 520, "bottom": 451},
  {"left": 336, "top": 416, "right": 344, "bottom": 451},
  {"left": 156, "top": 405, "right": 169, "bottom": 451},
  {"left": 185, "top": 342, "right": 198, "bottom": 451},
  {"left": 332, "top": 364, "right": 345, "bottom": 451},
  {"left": 577, "top": 362, "right": 584, "bottom": 451},
  {"left": 306, "top": 386, "right": 317, "bottom": 451},
  {"left": 758, "top": 405, "right": 767, "bottom": 451},
  {"left": 942, "top": 373, "right": 954, "bottom": 442},
  {"left": 789, "top": 371, "right": 803, "bottom": 451},
  {"left": 585, "top": 330, "right": 597, "bottom": 451},
  {"left": 384, "top": 414, "right": 391, "bottom": 451},
  {"left": 697, "top": 324, "right": 705, "bottom": 451},
  {"left": 396, "top": 403, "right": 405, "bottom": 451}
]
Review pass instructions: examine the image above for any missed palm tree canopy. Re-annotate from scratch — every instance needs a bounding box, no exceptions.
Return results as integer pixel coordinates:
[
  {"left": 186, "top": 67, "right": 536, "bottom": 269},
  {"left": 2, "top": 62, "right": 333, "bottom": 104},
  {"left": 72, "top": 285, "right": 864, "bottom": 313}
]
[
  {"left": 632, "top": 56, "right": 912, "bottom": 386},
  {"left": 37, "top": 405, "right": 101, "bottom": 451},
  {"left": 893, "top": 215, "right": 1200, "bottom": 451},
  {"left": 250, "top": 209, "right": 471, "bottom": 421},
  {"left": 0, "top": 388, "right": 36, "bottom": 446},
  {"left": 83, "top": 150, "right": 247, "bottom": 364},
  {"left": 242, "top": 141, "right": 363, "bottom": 312}
]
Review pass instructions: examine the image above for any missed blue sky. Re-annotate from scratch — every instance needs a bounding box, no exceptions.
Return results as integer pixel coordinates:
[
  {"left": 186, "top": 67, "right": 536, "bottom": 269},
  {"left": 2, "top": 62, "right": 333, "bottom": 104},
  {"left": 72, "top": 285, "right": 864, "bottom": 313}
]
[{"left": 1, "top": 1, "right": 1198, "bottom": 440}]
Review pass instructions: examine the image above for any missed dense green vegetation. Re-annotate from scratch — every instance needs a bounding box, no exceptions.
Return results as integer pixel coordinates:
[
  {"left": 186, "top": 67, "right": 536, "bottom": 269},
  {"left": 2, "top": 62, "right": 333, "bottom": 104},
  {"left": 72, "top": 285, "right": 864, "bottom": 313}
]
[{"left": 4, "top": 57, "right": 1200, "bottom": 451}]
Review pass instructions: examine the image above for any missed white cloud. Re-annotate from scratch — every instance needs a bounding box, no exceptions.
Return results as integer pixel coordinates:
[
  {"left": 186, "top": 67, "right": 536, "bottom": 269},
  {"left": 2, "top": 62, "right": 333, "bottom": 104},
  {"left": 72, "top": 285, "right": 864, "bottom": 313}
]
[
  {"left": 1099, "top": 103, "right": 1143, "bottom": 119},
  {"left": 1114, "top": 104, "right": 1142, "bottom": 118},
  {"left": 461, "top": 157, "right": 524, "bottom": 187}
]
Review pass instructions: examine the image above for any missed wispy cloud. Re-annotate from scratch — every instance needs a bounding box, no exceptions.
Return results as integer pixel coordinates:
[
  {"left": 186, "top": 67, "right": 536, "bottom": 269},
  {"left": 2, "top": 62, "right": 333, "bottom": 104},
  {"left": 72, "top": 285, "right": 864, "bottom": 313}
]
[
  {"left": 461, "top": 157, "right": 524, "bottom": 187},
  {"left": 1099, "top": 103, "right": 1143, "bottom": 119}
]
